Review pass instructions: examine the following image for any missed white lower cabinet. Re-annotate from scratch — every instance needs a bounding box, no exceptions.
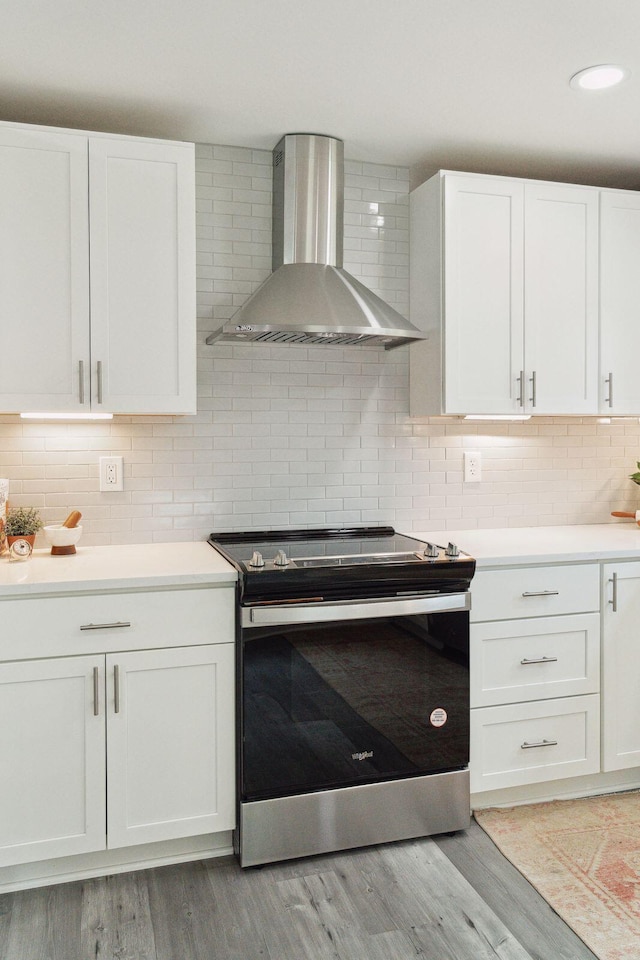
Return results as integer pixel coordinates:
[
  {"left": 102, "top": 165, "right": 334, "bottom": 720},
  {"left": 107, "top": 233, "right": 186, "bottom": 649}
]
[
  {"left": 602, "top": 561, "right": 640, "bottom": 772},
  {"left": 471, "top": 694, "right": 600, "bottom": 792},
  {"left": 470, "top": 563, "right": 601, "bottom": 796},
  {"left": 106, "top": 644, "right": 235, "bottom": 848},
  {"left": 0, "top": 655, "right": 105, "bottom": 867},
  {"left": 0, "top": 586, "right": 236, "bottom": 870}
]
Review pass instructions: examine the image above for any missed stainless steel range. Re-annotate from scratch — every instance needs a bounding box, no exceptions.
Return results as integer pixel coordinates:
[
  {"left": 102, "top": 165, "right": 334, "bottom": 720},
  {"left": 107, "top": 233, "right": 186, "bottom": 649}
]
[{"left": 208, "top": 526, "right": 476, "bottom": 867}]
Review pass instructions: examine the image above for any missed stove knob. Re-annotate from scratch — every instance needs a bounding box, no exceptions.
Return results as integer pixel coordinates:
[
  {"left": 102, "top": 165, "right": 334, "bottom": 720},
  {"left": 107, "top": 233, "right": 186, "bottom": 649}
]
[
  {"left": 249, "top": 551, "right": 265, "bottom": 568},
  {"left": 445, "top": 542, "right": 460, "bottom": 559},
  {"left": 423, "top": 542, "right": 440, "bottom": 560},
  {"left": 274, "top": 549, "right": 290, "bottom": 567}
]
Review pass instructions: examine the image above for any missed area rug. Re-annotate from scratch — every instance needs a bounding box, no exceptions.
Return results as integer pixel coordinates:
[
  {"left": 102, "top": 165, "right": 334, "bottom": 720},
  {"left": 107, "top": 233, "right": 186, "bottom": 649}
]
[{"left": 474, "top": 791, "right": 640, "bottom": 960}]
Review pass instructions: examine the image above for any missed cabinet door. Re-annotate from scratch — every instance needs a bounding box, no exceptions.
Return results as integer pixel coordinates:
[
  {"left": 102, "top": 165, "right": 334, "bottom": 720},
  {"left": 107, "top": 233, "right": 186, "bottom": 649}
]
[
  {"left": 0, "top": 126, "right": 90, "bottom": 413},
  {"left": 602, "top": 562, "right": 640, "bottom": 771},
  {"left": 442, "top": 175, "right": 524, "bottom": 414},
  {"left": 600, "top": 190, "right": 640, "bottom": 414},
  {"left": 89, "top": 138, "right": 196, "bottom": 414},
  {"left": 0, "top": 655, "right": 105, "bottom": 866},
  {"left": 106, "top": 644, "right": 235, "bottom": 848},
  {"left": 524, "top": 183, "right": 599, "bottom": 414}
]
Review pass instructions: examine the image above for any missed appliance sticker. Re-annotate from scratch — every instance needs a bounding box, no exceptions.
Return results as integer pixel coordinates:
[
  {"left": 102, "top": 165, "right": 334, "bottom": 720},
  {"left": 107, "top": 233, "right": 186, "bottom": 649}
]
[{"left": 429, "top": 708, "right": 447, "bottom": 728}]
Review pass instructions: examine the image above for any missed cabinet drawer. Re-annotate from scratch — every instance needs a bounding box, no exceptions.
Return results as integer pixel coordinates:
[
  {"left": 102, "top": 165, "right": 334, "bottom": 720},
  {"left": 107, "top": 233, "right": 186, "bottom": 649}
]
[
  {"left": 470, "top": 563, "right": 599, "bottom": 622},
  {"left": 471, "top": 613, "right": 600, "bottom": 707},
  {"left": 0, "top": 586, "right": 235, "bottom": 660},
  {"left": 470, "top": 694, "right": 600, "bottom": 792}
]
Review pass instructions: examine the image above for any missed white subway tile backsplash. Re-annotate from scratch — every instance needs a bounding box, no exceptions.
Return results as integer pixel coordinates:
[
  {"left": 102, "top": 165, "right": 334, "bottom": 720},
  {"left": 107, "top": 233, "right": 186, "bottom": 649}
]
[{"left": 2, "top": 144, "right": 640, "bottom": 543}]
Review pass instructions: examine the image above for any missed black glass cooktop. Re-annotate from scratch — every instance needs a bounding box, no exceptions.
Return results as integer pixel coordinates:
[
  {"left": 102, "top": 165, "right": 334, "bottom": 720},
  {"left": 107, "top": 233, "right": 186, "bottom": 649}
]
[{"left": 208, "top": 526, "right": 476, "bottom": 604}]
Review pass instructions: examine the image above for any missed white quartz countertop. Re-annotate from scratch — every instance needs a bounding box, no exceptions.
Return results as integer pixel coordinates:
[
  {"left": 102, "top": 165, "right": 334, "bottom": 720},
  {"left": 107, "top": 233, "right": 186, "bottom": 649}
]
[
  {"left": 413, "top": 522, "right": 640, "bottom": 567},
  {"left": 0, "top": 541, "right": 237, "bottom": 598}
]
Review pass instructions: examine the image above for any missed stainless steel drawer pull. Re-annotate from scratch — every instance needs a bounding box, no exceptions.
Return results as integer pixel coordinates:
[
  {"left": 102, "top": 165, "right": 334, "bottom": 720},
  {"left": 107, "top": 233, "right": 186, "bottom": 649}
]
[
  {"left": 609, "top": 572, "right": 618, "bottom": 613},
  {"left": 80, "top": 621, "right": 132, "bottom": 631},
  {"left": 93, "top": 666, "right": 99, "bottom": 716},
  {"left": 520, "top": 655, "right": 558, "bottom": 665},
  {"left": 521, "top": 739, "right": 558, "bottom": 750},
  {"left": 517, "top": 370, "right": 525, "bottom": 407},
  {"left": 530, "top": 370, "right": 537, "bottom": 408},
  {"left": 79, "top": 360, "right": 85, "bottom": 405},
  {"left": 114, "top": 665, "right": 120, "bottom": 714},
  {"left": 97, "top": 360, "right": 103, "bottom": 404},
  {"left": 521, "top": 590, "right": 559, "bottom": 598}
]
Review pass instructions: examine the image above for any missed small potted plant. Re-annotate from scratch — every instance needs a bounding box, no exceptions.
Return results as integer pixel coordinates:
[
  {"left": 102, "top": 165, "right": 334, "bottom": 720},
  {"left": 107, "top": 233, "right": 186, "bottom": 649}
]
[{"left": 5, "top": 506, "right": 43, "bottom": 549}]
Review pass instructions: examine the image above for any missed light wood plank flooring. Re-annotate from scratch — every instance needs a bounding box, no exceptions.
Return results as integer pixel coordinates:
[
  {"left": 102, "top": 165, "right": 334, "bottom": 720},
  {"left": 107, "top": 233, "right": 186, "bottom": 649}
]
[{"left": 0, "top": 823, "right": 598, "bottom": 960}]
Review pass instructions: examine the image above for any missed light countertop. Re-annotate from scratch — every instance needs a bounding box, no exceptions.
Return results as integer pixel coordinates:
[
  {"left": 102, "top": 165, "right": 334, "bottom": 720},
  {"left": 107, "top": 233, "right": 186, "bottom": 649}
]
[
  {"left": 3, "top": 524, "right": 640, "bottom": 599},
  {"left": 413, "top": 522, "right": 640, "bottom": 567},
  {"left": 0, "top": 541, "right": 237, "bottom": 598}
]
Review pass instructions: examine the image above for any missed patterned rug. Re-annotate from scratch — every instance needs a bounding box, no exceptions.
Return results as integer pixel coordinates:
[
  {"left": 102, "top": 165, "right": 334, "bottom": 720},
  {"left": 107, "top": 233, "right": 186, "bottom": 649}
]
[{"left": 474, "top": 791, "right": 640, "bottom": 960}]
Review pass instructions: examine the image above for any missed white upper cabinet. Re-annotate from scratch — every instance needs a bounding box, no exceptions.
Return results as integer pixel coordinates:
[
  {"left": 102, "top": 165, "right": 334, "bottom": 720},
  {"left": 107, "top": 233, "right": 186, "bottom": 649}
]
[
  {"left": 410, "top": 171, "right": 599, "bottom": 416},
  {"left": 600, "top": 190, "right": 640, "bottom": 414},
  {"left": 89, "top": 138, "right": 196, "bottom": 414},
  {"left": 0, "top": 122, "right": 196, "bottom": 415},
  {"left": 0, "top": 127, "right": 90, "bottom": 413},
  {"left": 523, "top": 182, "right": 599, "bottom": 414}
]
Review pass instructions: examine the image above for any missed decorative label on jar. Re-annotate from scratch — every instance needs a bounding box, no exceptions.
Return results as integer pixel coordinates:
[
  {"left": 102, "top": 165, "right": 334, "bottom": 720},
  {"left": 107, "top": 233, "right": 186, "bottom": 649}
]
[{"left": 429, "top": 708, "right": 448, "bottom": 728}]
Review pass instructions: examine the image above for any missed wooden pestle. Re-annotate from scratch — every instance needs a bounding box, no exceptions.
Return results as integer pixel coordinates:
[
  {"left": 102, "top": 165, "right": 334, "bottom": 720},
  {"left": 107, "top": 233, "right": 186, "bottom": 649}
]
[{"left": 62, "top": 510, "right": 82, "bottom": 528}]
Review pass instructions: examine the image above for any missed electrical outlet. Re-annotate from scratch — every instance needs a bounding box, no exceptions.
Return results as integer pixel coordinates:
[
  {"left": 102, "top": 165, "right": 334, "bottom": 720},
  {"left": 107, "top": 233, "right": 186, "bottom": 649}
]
[
  {"left": 99, "top": 456, "right": 124, "bottom": 492},
  {"left": 464, "top": 451, "right": 482, "bottom": 483}
]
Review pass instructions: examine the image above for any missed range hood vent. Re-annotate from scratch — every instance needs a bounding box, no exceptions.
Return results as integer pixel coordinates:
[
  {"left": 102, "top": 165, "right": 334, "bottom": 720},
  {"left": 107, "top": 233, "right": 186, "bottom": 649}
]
[{"left": 206, "top": 134, "right": 424, "bottom": 350}]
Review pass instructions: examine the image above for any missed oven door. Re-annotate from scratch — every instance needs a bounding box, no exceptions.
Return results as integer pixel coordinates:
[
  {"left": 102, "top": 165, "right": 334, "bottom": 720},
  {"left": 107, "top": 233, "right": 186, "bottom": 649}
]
[{"left": 240, "top": 593, "right": 470, "bottom": 803}]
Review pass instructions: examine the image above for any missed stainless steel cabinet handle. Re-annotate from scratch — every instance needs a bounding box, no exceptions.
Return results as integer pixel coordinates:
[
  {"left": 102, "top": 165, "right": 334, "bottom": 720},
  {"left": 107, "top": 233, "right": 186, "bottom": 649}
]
[
  {"left": 520, "top": 655, "right": 558, "bottom": 665},
  {"left": 605, "top": 371, "right": 614, "bottom": 408},
  {"left": 80, "top": 621, "right": 131, "bottom": 631},
  {"left": 521, "top": 590, "right": 559, "bottom": 598},
  {"left": 521, "top": 739, "right": 558, "bottom": 750},
  {"left": 114, "top": 665, "right": 120, "bottom": 714},
  {"left": 529, "top": 370, "right": 537, "bottom": 407},
  {"left": 609, "top": 572, "right": 618, "bottom": 612},
  {"left": 96, "top": 360, "right": 103, "bottom": 404},
  {"left": 79, "top": 360, "right": 85, "bottom": 405},
  {"left": 93, "top": 666, "right": 99, "bottom": 716},
  {"left": 517, "top": 370, "right": 524, "bottom": 407}
]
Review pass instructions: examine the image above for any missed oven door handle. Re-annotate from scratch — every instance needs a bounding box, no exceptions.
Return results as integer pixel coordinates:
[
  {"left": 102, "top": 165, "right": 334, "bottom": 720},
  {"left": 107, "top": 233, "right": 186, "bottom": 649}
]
[{"left": 242, "top": 592, "right": 470, "bottom": 626}]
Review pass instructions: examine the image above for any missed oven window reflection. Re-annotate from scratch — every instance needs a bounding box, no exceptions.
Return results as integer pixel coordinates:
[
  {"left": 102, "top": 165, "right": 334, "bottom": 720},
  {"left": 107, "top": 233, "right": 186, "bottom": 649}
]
[{"left": 242, "top": 612, "right": 469, "bottom": 802}]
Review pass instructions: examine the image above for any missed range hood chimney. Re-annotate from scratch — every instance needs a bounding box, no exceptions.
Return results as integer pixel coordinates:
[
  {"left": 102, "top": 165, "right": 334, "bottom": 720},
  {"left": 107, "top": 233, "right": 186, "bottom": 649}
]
[{"left": 206, "top": 134, "right": 424, "bottom": 350}]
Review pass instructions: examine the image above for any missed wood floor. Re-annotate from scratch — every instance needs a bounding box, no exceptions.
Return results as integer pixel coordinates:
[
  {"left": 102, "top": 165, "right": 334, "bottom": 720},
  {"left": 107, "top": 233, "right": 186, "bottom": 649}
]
[{"left": 0, "top": 822, "right": 598, "bottom": 960}]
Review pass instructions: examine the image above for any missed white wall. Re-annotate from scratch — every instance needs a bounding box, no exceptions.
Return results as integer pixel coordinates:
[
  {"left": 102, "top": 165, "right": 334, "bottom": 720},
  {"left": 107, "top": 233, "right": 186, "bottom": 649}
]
[{"left": 0, "top": 143, "right": 638, "bottom": 545}]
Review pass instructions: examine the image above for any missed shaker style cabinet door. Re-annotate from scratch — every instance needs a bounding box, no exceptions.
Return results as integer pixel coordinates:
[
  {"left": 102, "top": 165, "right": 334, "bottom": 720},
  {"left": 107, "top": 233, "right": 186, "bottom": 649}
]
[
  {"left": 0, "top": 126, "right": 91, "bottom": 413},
  {"left": 106, "top": 644, "right": 235, "bottom": 849},
  {"left": 88, "top": 138, "right": 196, "bottom": 414},
  {"left": 0, "top": 655, "right": 106, "bottom": 867},
  {"left": 600, "top": 190, "right": 640, "bottom": 414},
  {"left": 442, "top": 175, "right": 525, "bottom": 414},
  {"left": 602, "top": 562, "right": 640, "bottom": 771},
  {"left": 523, "top": 182, "right": 599, "bottom": 414}
]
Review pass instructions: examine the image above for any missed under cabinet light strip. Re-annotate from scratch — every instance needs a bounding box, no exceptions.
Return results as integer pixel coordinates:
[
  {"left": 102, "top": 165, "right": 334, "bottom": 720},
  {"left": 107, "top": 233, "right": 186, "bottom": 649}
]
[
  {"left": 464, "top": 415, "right": 532, "bottom": 421},
  {"left": 20, "top": 412, "right": 114, "bottom": 420}
]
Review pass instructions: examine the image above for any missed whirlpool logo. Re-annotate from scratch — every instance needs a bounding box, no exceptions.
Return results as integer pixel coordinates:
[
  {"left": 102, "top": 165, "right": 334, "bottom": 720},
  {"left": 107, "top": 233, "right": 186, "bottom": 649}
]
[{"left": 352, "top": 750, "right": 374, "bottom": 761}]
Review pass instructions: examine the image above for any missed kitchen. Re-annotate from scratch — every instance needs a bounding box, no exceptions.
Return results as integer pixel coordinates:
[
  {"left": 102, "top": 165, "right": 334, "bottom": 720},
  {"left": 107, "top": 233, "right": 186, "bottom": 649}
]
[{"left": 1, "top": 1, "right": 640, "bottom": 958}]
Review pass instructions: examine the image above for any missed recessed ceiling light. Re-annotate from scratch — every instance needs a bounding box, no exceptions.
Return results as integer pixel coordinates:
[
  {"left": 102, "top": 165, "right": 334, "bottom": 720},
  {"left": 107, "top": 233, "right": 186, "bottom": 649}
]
[{"left": 570, "top": 64, "right": 629, "bottom": 91}]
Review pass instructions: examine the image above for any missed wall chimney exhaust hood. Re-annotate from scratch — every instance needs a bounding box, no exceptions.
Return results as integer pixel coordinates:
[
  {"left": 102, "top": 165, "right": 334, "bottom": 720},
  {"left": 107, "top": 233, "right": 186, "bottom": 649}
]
[{"left": 206, "top": 134, "right": 424, "bottom": 350}]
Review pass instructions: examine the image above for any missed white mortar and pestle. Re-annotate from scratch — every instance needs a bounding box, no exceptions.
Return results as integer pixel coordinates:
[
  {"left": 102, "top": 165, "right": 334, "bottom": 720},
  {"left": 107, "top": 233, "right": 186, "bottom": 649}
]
[{"left": 43, "top": 510, "right": 83, "bottom": 555}]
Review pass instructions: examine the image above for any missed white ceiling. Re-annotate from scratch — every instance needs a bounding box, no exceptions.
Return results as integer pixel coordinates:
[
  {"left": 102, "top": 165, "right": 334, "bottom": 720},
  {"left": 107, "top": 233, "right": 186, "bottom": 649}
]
[{"left": 5, "top": 0, "right": 640, "bottom": 189}]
